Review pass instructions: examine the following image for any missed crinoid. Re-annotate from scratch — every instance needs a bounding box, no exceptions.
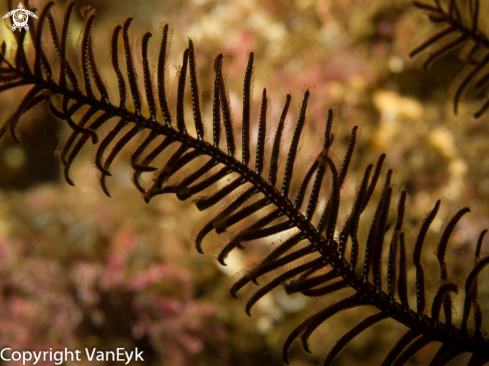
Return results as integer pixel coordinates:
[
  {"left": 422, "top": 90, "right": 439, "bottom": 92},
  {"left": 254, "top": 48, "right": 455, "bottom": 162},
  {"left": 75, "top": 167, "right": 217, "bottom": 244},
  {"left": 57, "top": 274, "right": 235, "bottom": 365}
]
[
  {"left": 411, "top": 0, "right": 489, "bottom": 117},
  {"left": 0, "top": 1, "right": 488, "bottom": 365}
]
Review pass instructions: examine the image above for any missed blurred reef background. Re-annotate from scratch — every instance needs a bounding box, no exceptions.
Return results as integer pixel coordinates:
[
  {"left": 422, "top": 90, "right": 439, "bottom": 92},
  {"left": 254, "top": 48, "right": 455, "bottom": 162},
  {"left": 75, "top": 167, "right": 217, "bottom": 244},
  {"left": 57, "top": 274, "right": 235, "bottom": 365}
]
[{"left": 0, "top": 0, "right": 489, "bottom": 365}]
